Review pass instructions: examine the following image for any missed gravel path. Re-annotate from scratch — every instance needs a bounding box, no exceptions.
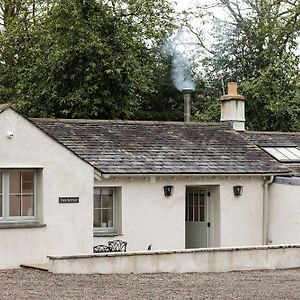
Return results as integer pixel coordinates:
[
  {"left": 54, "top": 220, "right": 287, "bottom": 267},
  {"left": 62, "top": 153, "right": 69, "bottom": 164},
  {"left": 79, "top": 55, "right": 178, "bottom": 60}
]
[{"left": 0, "top": 268, "right": 299, "bottom": 299}]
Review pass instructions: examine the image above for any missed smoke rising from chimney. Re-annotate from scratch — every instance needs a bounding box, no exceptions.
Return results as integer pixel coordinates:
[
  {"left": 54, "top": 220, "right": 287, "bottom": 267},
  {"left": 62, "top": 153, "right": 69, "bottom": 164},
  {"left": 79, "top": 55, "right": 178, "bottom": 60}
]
[{"left": 163, "top": 31, "right": 196, "bottom": 92}]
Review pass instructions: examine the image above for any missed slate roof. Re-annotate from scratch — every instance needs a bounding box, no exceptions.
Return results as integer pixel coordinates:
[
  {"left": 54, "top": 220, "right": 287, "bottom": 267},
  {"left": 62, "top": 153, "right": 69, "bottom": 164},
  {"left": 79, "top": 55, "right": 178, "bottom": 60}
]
[
  {"left": 31, "top": 118, "right": 289, "bottom": 175},
  {"left": 245, "top": 131, "right": 300, "bottom": 176}
]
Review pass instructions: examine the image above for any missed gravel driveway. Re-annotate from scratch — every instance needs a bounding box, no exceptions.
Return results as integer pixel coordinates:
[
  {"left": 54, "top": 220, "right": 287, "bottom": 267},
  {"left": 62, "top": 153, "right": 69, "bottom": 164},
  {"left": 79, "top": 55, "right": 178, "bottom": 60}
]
[{"left": 0, "top": 268, "right": 299, "bottom": 299}]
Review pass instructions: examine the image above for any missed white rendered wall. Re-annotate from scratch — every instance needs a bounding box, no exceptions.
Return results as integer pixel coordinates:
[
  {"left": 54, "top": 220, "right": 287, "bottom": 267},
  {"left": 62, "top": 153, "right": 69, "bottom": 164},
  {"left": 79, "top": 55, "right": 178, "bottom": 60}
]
[
  {"left": 0, "top": 109, "right": 94, "bottom": 268},
  {"left": 269, "top": 183, "right": 300, "bottom": 245},
  {"left": 94, "top": 177, "right": 185, "bottom": 251},
  {"left": 94, "top": 176, "right": 265, "bottom": 251},
  {"left": 219, "top": 178, "right": 264, "bottom": 246},
  {"left": 49, "top": 245, "right": 300, "bottom": 274}
]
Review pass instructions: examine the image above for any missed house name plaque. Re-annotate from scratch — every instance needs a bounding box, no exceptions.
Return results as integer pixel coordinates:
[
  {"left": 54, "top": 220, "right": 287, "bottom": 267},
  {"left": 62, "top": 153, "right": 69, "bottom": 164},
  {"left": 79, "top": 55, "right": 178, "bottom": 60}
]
[{"left": 59, "top": 197, "right": 79, "bottom": 204}]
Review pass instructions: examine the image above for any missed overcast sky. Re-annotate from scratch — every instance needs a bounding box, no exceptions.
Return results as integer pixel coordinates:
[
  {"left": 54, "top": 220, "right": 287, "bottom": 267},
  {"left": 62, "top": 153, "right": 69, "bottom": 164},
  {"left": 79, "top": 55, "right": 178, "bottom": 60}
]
[
  {"left": 171, "top": 0, "right": 222, "bottom": 55},
  {"left": 174, "top": 0, "right": 200, "bottom": 11},
  {"left": 174, "top": 0, "right": 226, "bottom": 19}
]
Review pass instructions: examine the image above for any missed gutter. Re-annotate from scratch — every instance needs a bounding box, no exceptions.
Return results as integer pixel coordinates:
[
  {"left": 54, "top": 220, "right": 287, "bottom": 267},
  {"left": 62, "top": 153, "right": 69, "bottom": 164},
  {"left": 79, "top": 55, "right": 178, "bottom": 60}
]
[{"left": 262, "top": 175, "right": 274, "bottom": 245}]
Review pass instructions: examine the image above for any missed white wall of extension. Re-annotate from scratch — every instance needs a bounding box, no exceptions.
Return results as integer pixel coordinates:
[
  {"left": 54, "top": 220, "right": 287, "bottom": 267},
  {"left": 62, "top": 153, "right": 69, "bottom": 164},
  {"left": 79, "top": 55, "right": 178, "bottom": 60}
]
[
  {"left": 94, "top": 175, "right": 266, "bottom": 251},
  {"left": 269, "top": 183, "right": 300, "bottom": 245},
  {"left": 0, "top": 109, "right": 94, "bottom": 269}
]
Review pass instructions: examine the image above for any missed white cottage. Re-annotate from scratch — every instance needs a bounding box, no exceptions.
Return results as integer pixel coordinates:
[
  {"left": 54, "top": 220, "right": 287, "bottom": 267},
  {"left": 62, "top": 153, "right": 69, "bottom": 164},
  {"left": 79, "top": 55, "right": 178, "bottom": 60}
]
[{"left": 0, "top": 83, "right": 300, "bottom": 269}]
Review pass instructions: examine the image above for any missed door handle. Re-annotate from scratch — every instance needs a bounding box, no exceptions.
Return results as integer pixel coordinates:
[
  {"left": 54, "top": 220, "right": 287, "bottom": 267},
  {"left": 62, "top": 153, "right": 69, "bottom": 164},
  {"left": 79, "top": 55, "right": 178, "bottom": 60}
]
[{"left": 207, "top": 222, "right": 211, "bottom": 228}]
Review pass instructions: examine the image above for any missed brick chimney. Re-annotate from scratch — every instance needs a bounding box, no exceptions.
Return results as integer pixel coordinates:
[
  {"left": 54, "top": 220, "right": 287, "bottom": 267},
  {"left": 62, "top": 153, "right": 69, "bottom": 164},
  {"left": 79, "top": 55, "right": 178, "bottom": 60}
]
[{"left": 220, "top": 82, "right": 245, "bottom": 131}]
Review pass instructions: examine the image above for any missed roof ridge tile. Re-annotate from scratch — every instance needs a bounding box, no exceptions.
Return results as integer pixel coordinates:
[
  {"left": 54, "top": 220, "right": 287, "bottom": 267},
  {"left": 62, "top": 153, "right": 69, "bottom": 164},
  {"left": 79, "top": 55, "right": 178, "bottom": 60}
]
[{"left": 30, "top": 118, "right": 230, "bottom": 127}]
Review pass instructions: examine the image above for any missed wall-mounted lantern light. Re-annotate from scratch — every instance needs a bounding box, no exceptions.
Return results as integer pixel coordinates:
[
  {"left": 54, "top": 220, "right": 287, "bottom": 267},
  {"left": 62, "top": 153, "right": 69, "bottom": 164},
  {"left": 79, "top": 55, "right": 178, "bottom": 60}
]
[
  {"left": 233, "top": 185, "right": 243, "bottom": 197},
  {"left": 163, "top": 185, "right": 174, "bottom": 197}
]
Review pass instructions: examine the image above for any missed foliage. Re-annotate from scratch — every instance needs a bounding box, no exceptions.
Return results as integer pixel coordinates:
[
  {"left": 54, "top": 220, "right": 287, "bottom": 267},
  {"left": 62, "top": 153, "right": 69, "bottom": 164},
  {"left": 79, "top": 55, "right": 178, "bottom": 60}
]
[
  {"left": 0, "top": 0, "right": 176, "bottom": 118},
  {"left": 135, "top": 56, "right": 184, "bottom": 121},
  {"left": 198, "top": 0, "right": 300, "bottom": 131},
  {"left": 2, "top": 0, "right": 300, "bottom": 131}
]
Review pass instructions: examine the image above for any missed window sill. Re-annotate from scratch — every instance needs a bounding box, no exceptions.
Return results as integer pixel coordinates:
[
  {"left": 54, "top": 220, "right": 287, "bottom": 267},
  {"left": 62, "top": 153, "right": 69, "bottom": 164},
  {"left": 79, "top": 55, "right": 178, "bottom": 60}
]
[
  {"left": 0, "top": 222, "right": 46, "bottom": 229},
  {"left": 93, "top": 231, "right": 121, "bottom": 237}
]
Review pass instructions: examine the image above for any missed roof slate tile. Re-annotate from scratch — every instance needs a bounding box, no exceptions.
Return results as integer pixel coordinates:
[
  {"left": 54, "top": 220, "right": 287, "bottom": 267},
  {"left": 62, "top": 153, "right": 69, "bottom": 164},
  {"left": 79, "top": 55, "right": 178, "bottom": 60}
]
[{"left": 31, "top": 119, "right": 290, "bottom": 175}]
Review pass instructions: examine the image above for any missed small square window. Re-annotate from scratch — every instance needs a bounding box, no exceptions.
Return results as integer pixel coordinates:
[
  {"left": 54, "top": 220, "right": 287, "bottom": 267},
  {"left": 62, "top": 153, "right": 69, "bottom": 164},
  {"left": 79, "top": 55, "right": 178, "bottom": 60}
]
[
  {"left": 93, "top": 187, "right": 121, "bottom": 235},
  {"left": 0, "top": 170, "right": 37, "bottom": 222}
]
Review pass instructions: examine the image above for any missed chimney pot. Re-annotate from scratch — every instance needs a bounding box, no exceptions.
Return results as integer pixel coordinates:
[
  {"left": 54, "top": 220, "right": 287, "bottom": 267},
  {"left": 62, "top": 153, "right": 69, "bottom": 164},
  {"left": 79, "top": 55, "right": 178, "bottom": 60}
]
[{"left": 227, "top": 82, "right": 237, "bottom": 95}]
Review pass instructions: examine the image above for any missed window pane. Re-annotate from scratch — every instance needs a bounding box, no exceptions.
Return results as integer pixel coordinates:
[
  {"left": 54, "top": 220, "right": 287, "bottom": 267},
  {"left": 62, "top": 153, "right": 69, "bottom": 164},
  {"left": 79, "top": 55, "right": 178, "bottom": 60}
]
[
  {"left": 200, "top": 195, "right": 205, "bottom": 206},
  {"left": 0, "top": 195, "right": 2, "bottom": 218},
  {"left": 94, "top": 188, "right": 101, "bottom": 197},
  {"left": 101, "top": 189, "right": 113, "bottom": 196},
  {"left": 288, "top": 148, "right": 300, "bottom": 158},
  {"left": 102, "top": 195, "right": 113, "bottom": 208},
  {"left": 9, "top": 171, "right": 21, "bottom": 194},
  {"left": 22, "top": 172, "right": 34, "bottom": 194},
  {"left": 9, "top": 195, "right": 21, "bottom": 216},
  {"left": 94, "top": 193, "right": 101, "bottom": 208},
  {"left": 262, "top": 147, "right": 300, "bottom": 161},
  {"left": 194, "top": 194, "right": 199, "bottom": 206},
  {"left": 22, "top": 195, "right": 34, "bottom": 216},
  {"left": 276, "top": 148, "right": 299, "bottom": 160},
  {"left": 102, "top": 209, "right": 113, "bottom": 227},
  {"left": 263, "top": 147, "right": 287, "bottom": 160},
  {"left": 93, "top": 209, "right": 101, "bottom": 227}
]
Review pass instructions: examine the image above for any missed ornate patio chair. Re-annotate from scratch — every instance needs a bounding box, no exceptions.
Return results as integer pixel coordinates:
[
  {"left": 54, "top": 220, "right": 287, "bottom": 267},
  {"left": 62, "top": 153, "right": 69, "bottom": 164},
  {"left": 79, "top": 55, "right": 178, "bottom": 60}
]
[
  {"left": 108, "top": 239, "right": 127, "bottom": 252},
  {"left": 93, "top": 244, "right": 110, "bottom": 253}
]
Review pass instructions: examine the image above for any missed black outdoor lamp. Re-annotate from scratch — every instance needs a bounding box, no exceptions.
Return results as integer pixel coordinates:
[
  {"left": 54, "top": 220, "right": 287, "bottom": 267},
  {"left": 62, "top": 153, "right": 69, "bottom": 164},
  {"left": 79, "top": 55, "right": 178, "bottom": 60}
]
[
  {"left": 233, "top": 185, "right": 243, "bottom": 197},
  {"left": 163, "top": 185, "right": 174, "bottom": 197}
]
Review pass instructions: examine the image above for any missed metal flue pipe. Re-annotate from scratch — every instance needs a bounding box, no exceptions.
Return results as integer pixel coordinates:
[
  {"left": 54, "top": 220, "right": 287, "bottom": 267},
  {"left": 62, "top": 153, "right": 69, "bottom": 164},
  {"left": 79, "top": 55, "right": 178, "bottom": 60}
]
[{"left": 183, "top": 89, "right": 192, "bottom": 122}]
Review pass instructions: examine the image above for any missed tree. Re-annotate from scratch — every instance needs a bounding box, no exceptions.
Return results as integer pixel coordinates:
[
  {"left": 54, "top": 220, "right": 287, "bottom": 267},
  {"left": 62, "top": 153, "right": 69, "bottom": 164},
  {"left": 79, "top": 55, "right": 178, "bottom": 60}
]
[
  {"left": 0, "top": 0, "right": 56, "bottom": 105},
  {"left": 135, "top": 56, "right": 185, "bottom": 121},
  {"left": 0, "top": 0, "right": 176, "bottom": 119},
  {"left": 200, "top": 0, "right": 300, "bottom": 131}
]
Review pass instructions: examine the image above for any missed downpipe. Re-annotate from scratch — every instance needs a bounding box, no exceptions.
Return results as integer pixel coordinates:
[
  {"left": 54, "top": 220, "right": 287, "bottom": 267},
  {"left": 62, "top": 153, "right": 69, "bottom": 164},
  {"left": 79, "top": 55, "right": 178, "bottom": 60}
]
[{"left": 263, "top": 176, "right": 274, "bottom": 245}]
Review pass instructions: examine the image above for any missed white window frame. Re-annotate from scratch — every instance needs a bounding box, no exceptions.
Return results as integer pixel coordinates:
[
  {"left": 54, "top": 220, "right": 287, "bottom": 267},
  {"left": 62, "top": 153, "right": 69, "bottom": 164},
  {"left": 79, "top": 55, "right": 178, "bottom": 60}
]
[
  {"left": 0, "top": 169, "right": 37, "bottom": 223},
  {"left": 93, "top": 187, "right": 117, "bottom": 235}
]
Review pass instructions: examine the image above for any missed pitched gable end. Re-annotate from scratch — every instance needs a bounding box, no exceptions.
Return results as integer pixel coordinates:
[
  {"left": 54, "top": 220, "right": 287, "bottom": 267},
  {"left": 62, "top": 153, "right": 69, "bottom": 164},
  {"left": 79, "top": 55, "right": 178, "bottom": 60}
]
[{"left": 0, "top": 103, "right": 16, "bottom": 113}]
